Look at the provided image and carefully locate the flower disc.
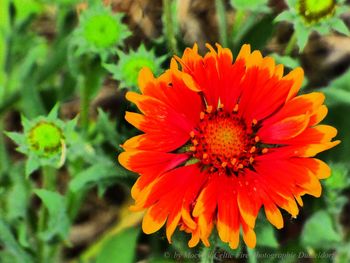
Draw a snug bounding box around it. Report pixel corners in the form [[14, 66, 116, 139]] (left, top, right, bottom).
[[298, 0, 336, 23], [28, 121, 64, 156]]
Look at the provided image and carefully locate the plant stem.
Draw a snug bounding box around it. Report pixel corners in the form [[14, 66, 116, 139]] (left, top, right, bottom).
[[215, 0, 228, 47], [37, 166, 57, 263], [0, 0, 9, 100], [80, 60, 103, 134], [200, 245, 216, 263], [163, 0, 179, 55], [0, 118, 9, 176], [80, 75, 90, 134], [284, 31, 297, 56]]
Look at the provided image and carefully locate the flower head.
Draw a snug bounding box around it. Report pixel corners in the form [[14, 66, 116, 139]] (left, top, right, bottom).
[[297, 0, 336, 24], [275, 0, 349, 50], [72, 3, 130, 59], [118, 44, 340, 249], [6, 105, 76, 177], [104, 44, 166, 89], [27, 121, 64, 157]]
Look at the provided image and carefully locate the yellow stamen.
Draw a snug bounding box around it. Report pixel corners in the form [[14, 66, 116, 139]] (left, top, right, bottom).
[[206, 105, 213, 113]]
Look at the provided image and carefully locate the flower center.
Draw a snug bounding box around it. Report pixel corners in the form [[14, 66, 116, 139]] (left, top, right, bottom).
[[189, 105, 266, 175], [83, 14, 120, 48], [298, 0, 336, 23], [27, 121, 64, 156]]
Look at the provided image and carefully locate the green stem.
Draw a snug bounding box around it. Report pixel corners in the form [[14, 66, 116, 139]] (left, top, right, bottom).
[[80, 75, 90, 134], [200, 245, 216, 263], [79, 59, 104, 134], [0, 118, 10, 176], [163, 0, 179, 55], [247, 247, 257, 263], [0, 0, 10, 100], [37, 166, 57, 263], [215, 0, 228, 47], [66, 159, 85, 221], [284, 31, 297, 56]]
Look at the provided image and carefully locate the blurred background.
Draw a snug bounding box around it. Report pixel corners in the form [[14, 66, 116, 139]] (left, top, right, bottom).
[[1, 0, 350, 262]]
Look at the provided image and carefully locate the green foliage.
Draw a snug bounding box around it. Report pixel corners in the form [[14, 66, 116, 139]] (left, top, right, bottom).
[[6, 105, 78, 176], [0, 219, 33, 263], [301, 210, 341, 248], [69, 160, 128, 193], [323, 68, 350, 106], [275, 0, 350, 50], [256, 224, 279, 248], [34, 189, 70, 241], [96, 227, 139, 263], [323, 69, 350, 164], [230, 0, 270, 12], [104, 44, 166, 89], [71, 2, 131, 61]]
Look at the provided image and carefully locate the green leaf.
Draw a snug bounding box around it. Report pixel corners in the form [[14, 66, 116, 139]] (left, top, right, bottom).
[[69, 161, 128, 193], [34, 189, 70, 241], [321, 70, 350, 106], [269, 53, 300, 69], [239, 15, 276, 51], [274, 10, 294, 23], [325, 163, 349, 190], [12, 0, 42, 25], [230, 0, 269, 12], [17, 221, 30, 248], [256, 223, 279, 248], [323, 87, 350, 106], [301, 210, 341, 249], [6, 164, 30, 220], [47, 103, 60, 119], [5, 132, 25, 146], [331, 19, 350, 36], [25, 154, 40, 178], [0, 219, 32, 263], [294, 21, 309, 51], [96, 227, 139, 263], [95, 108, 119, 147]]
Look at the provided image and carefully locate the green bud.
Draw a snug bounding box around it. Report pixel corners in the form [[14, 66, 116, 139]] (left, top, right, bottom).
[[298, 0, 336, 24], [72, 3, 131, 59], [104, 44, 166, 89], [27, 121, 64, 157]]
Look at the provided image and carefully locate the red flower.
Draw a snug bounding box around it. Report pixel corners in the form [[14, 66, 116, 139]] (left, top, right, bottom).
[[118, 44, 340, 248]]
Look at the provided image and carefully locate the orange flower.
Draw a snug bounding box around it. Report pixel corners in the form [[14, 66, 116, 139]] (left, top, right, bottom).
[[118, 44, 340, 249]]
